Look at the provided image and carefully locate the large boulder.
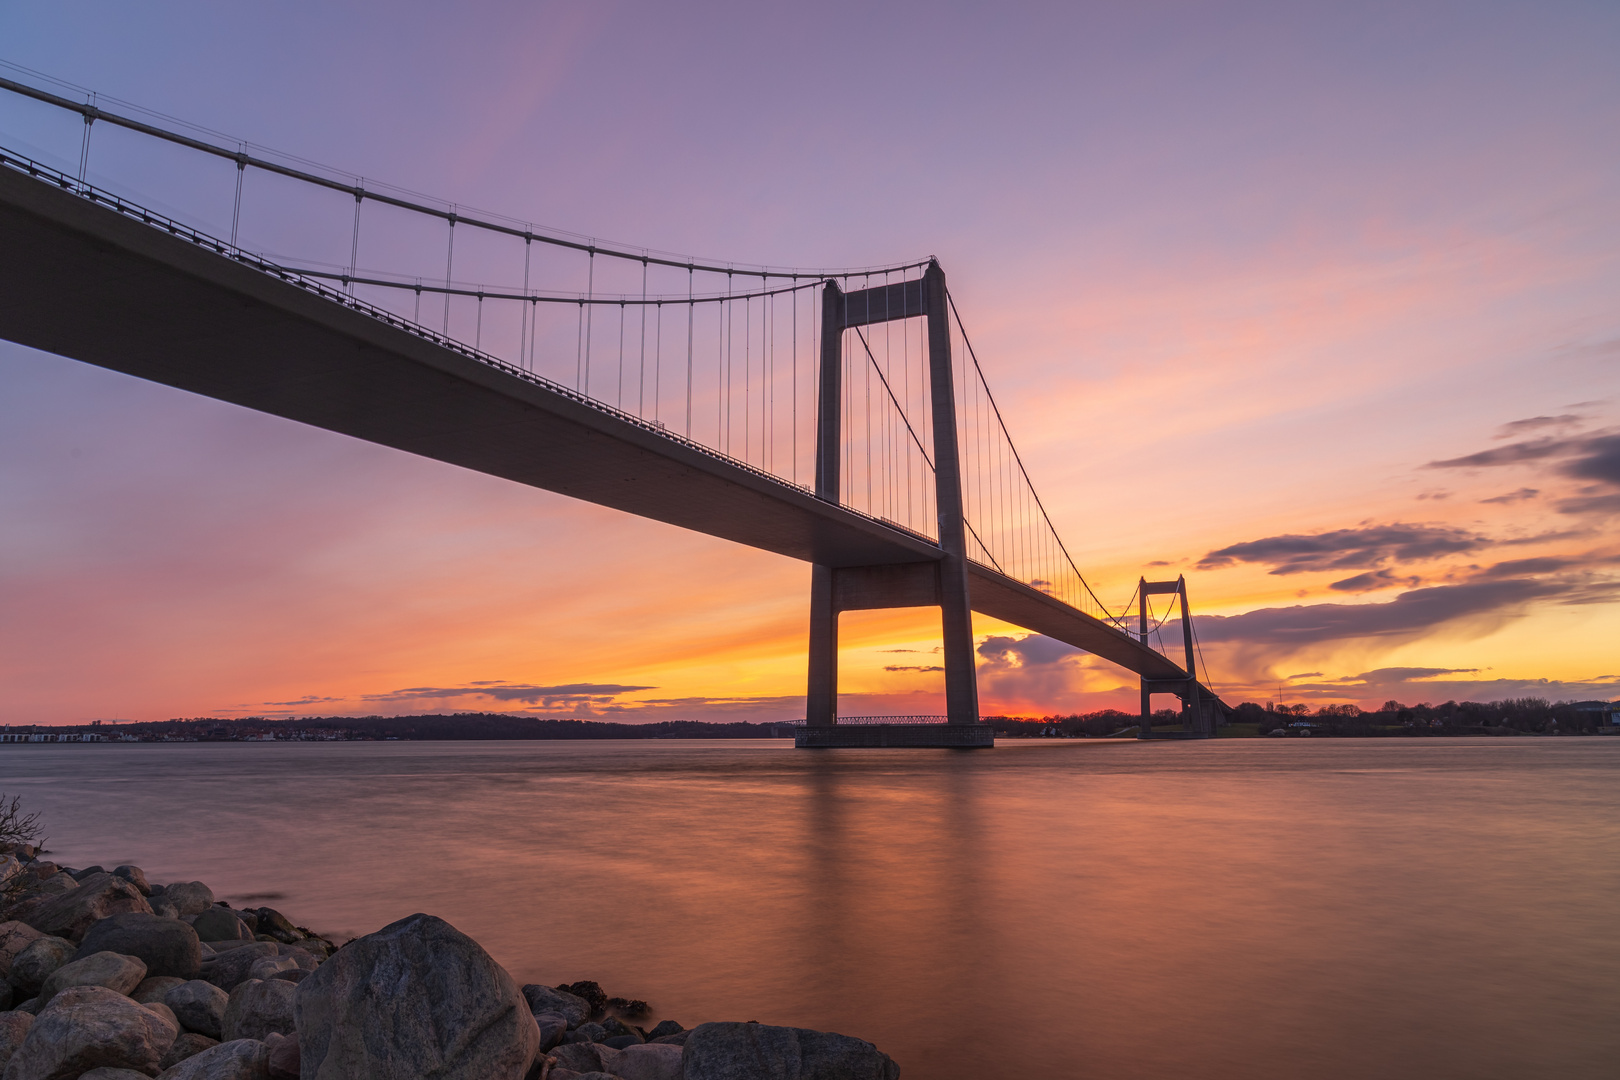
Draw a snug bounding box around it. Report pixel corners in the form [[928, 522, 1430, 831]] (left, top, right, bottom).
[[153, 1038, 268, 1080], [222, 980, 294, 1043], [521, 984, 591, 1028], [164, 981, 230, 1040], [190, 910, 246, 945], [0, 859, 23, 894], [681, 1022, 901, 1080], [19, 875, 151, 943], [0, 1012, 31, 1072], [200, 945, 277, 993], [161, 885, 214, 920], [0, 925, 44, 982], [76, 914, 202, 980], [158, 1033, 219, 1071], [0, 984, 178, 1080], [38, 952, 147, 1005], [6, 938, 76, 998], [611, 1043, 683, 1080], [293, 913, 538, 1080]]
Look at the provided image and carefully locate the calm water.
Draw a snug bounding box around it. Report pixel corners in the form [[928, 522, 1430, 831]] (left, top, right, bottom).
[[4, 738, 1617, 1078]]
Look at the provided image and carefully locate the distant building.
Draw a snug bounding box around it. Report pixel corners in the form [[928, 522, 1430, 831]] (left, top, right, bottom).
[[1571, 701, 1618, 725]]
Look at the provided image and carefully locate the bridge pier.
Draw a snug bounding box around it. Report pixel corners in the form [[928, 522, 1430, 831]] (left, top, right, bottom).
[[1136, 576, 1217, 740], [800, 265, 988, 748]]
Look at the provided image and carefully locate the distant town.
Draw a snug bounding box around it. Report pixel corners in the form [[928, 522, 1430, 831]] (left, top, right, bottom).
[[1, 698, 1615, 743]]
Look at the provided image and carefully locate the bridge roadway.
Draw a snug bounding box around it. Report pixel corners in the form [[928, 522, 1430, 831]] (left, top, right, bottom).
[[0, 160, 1196, 687]]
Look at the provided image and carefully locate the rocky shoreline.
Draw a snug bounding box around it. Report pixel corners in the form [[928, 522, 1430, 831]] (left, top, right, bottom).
[[0, 846, 899, 1079]]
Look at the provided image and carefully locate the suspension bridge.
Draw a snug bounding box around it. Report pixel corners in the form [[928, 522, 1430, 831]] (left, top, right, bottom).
[[0, 72, 1226, 747]]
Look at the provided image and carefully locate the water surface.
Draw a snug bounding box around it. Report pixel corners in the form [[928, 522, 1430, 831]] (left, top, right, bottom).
[[5, 738, 1617, 1078]]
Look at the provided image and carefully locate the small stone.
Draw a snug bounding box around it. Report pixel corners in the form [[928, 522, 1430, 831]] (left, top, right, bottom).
[[681, 1022, 901, 1080], [20, 874, 152, 942], [200, 943, 277, 992], [0, 922, 45, 982], [6, 936, 76, 997], [646, 1020, 683, 1041], [165, 980, 230, 1039], [610, 1042, 683, 1080], [39, 950, 148, 1004], [111, 867, 151, 897], [70, 866, 108, 881], [293, 913, 537, 1080], [158, 1032, 220, 1071], [598, 1016, 642, 1044], [556, 980, 607, 1016], [0, 1011, 33, 1071], [151, 900, 181, 921], [222, 979, 295, 1042], [76, 913, 202, 980], [133, 976, 187, 1004], [547, 1041, 620, 1075], [2, 984, 178, 1079], [246, 958, 296, 983], [264, 1032, 298, 1080], [191, 909, 248, 944], [152, 1037, 269, 1080], [521, 984, 591, 1028], [606, 996, 651, 1019], [575, 1022, 606, 1043], [532, 1012, 568, 1053], [249, 910, 300, 946], [162, 884, 215, 920]]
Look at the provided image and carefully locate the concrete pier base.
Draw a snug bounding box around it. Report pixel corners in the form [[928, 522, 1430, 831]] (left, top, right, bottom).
[[795, 724, 995, 748]]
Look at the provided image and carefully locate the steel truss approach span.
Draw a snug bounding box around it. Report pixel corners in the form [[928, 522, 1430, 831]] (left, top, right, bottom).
[[0, 78, 1226, 746]]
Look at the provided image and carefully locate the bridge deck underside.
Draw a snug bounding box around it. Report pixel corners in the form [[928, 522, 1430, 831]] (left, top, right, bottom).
[[0, 166, 1194, 687]]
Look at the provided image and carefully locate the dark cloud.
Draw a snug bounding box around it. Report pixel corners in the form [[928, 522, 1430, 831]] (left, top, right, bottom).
[[1564, 434, 1620, 485], [1334, 667, 1480, 683], [1480, 487, 1539, 504], [1328, 569, 1421, 593], [977, 634, 1082, 666], [261, 695, 345, 706], [1427, 437, 1575, 469], [1429, 432, 1620, 515], [884, 664, 944, 673], [1477, 556, 1576, 578], [1198, 523, 1487, 575], [1184, 579, 1563, 646], [1280, 668, 1620, 706]]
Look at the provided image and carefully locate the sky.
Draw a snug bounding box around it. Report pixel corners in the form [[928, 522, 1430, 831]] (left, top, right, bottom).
[[2, 1, 1619, 724]]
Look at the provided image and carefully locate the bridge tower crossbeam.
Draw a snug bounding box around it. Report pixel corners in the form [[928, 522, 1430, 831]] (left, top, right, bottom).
[[1136, 576, 1217, 739]]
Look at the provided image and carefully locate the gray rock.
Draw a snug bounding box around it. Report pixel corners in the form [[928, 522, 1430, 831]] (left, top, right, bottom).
[[75, 913, 202, 980], [164, 981, 230, 1040], [681, 1022, 901, 1080], [245, 958, 296, 983], [111, 868, 150, 897], [599, 1016, 642, 1044], [162, 885, 214, 920], [133, 976, 187, 1004], [6, 937, 75, 997], [0, 986, 9, 1012], [532, 1012, 567, 1053], [0, 1012, 32, 1071], [0, 859, 23, 894], [12, 999, 41, 1017], [19, 875, 152, 943], [248, 910, 299, 946], [143, 1001, 179, 1028], [521, 983, 592, 1028], [200, 944, 277, 993], [548, 1072, 614, 1080], [151, 900, 181, 921], [158, 1033, 219, 1071], [0, 924, 44, 983], [574, 1022, 606, 1043], [263, 1033, 297, 1080], [547, 1041, 620, 1074], [69, 867, 107, 882], [77, 1069, 150, 1080], [38, 951, 147, 1005], [153, 1038, 269, 1080], [222, 980, 294, 1043], [190, 910, 247, 945], [645, 1020, 683, 1041], [267, 969, 307, 986], [1, 984, 178, 1079], [612, 1042, 683, 1080], [293, 913, 537, 1080]]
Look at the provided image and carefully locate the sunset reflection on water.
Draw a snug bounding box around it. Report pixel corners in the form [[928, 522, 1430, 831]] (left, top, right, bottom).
[[10, 738, 1618, 1078]]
